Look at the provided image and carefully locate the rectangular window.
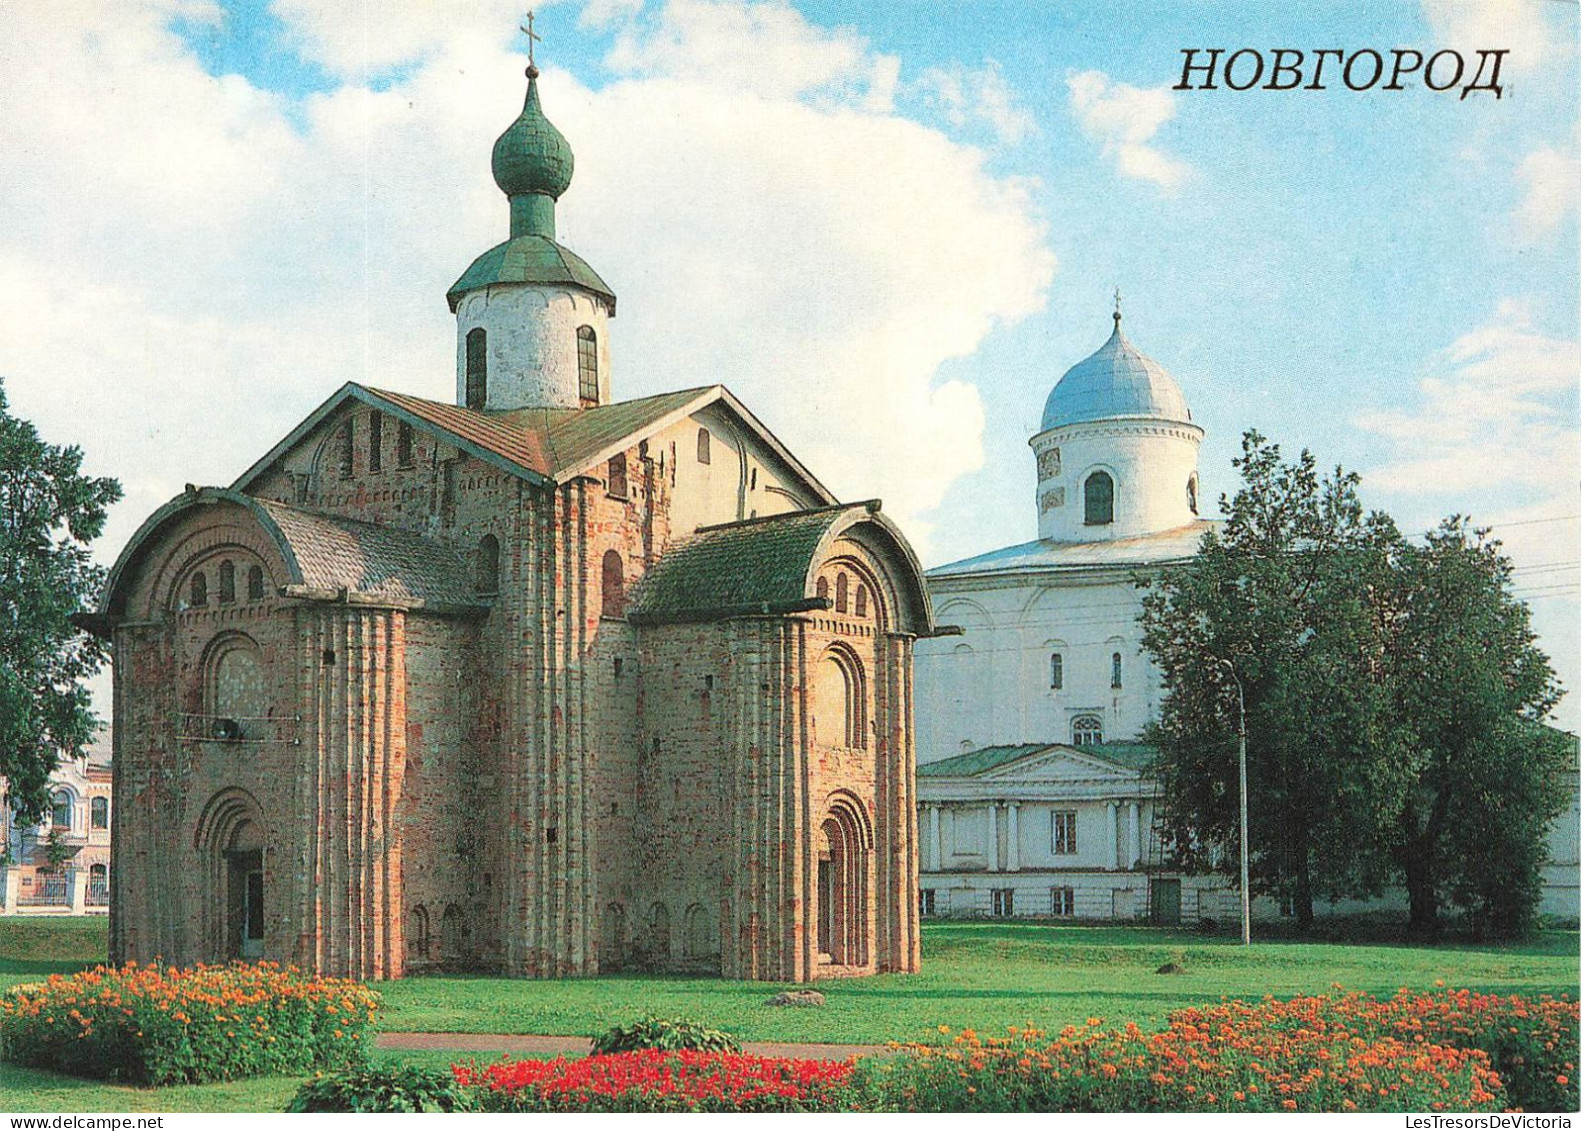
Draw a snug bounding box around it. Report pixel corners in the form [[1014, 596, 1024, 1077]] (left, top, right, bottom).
[[1052, 810, 1077, 855], [919, 889, 936, 917], [368, 411, 383, 472], [1051, 886, 1075, 917], [91, 797, 109, 830], [991, 888, 1014, 917], [397, 421, 414, 467]]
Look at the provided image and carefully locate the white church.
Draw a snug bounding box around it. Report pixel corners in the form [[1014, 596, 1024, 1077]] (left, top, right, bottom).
[[912, 306, 1580, 926]]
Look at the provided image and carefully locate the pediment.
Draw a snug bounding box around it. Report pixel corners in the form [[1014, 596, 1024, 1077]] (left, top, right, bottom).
[[977, 745, 1141, 783]]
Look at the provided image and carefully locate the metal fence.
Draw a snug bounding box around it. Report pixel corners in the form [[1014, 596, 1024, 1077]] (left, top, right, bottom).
[[17, 872, 70, 907]]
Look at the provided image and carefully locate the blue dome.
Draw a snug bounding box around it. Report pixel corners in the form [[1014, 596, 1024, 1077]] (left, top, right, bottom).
[[1040, 318, 1191, 431]]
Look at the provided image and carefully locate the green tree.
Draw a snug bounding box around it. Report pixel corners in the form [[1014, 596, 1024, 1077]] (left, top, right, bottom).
[[1385, 517, 1566, 938], [1140, 431, 1412, 927], [0, 380, 121, 825]]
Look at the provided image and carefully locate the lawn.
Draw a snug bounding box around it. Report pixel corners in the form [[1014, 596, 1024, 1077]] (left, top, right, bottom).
[[2, 916, 1577, 1112]]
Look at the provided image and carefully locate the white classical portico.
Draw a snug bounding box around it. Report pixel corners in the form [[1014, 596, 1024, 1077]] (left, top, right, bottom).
[[915, 744, 1231, 921]]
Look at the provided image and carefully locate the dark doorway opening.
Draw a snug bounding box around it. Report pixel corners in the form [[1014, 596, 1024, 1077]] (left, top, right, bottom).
[[1149, 877, 1182, 926], [228, 849, 264, 959]]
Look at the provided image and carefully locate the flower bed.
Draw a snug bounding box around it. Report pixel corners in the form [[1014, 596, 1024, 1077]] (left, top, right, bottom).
[[1338, 988, 1578, 1113], [455, 1049, 857, 1112], [863, 990, 1580, 1113], [0, 961, 379, 1086]]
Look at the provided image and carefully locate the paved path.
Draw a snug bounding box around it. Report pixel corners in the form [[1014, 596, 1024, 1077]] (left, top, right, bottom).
[[377, 1032, 889, 1061]]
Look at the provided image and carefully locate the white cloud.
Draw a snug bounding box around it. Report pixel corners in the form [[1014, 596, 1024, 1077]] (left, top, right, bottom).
[[1065, 69, 1189, 191], [914, 61, 1036, 146], [1421, 0, 1566, 73], [0, 0, 1053, 573], [603, 0, 899, 107], [1513, 142, 1579, 237], [1354, 299, 1579, 496]]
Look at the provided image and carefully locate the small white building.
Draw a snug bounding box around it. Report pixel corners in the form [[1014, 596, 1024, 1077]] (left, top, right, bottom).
[[1, 747, 113, 916]]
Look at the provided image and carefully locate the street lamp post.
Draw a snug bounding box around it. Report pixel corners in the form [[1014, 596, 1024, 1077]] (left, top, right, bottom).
[[1213, 657, 1251, 946]]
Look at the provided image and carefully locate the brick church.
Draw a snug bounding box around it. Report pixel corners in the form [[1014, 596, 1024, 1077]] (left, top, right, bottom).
[[84, 57, 934, 982]]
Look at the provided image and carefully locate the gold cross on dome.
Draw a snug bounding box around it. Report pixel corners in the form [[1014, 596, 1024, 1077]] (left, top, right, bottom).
[[521, 11, 541, 68], [1113, 287, 1123, 325]]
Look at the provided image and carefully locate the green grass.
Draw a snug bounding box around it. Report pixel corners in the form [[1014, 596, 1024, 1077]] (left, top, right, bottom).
[[2, 917, 1576, 1112], [377, 922, 1580, 1044]]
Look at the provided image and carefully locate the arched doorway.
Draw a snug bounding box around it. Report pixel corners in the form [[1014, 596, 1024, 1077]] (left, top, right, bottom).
[[816, 795, 872, 969], [193, 789, 268, 962]]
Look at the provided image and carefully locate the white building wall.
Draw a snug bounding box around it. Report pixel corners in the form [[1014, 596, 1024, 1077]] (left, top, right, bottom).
[[917, 573, 1161, 760], [655, 405, 819, 539]]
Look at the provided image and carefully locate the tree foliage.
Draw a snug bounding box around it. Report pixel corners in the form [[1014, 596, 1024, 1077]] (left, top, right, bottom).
[[0, 380, 121, 824], [1140, 431, 1565, 934], [1140, 431, 1409, 926], [1383, 517, 1568, 937]]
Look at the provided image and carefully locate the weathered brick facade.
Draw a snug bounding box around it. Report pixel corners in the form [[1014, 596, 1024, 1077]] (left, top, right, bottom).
[[87, 59, 934, 984], [92, 391, 932, 982]]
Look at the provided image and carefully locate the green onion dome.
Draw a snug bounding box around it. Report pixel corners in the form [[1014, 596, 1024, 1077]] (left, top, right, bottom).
[[491, 67, 574, 202]]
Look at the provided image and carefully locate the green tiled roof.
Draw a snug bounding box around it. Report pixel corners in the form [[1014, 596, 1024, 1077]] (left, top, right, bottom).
[[629, 504, 869, 624], [447, 234, 615, 312], [917, 744, 1052, 778], [917, 741, 1158, 778]]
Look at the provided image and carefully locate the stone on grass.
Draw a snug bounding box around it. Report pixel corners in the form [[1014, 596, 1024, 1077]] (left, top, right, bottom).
[[766, 989, 826, 1007], [1155, 961, 1185, 975]]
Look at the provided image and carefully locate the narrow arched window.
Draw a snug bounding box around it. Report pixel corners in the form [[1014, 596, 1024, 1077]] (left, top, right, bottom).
[[607, 453, 628, 498], [409, 905, 430, 959], [368, 410, 383, 472], [397, 421, 414, 467], [1187, 474, 1199, 515], [577, 325, 598, 404], [601, 550, 625, 618], [1084, 471, 1114, 525], [1050, 653, 1064, 690], [247, 565, 265, 601], [51, 791, 73, 829], [855, 585, 868, 618], [835, 573, 849, 613], [1111, 652, 1123, 689], [218, 560, 236, 604], [816, 576, 829, 602], [477, 534, 500, 594], [696, 428, 711, 465], [465, 327, 487, 410], [1072, 715, 1103, 746], [91, 797, 109, 829], [189, 572, 208, 608]]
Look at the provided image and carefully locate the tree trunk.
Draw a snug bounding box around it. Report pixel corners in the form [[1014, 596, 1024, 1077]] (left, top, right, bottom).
[[1403, 845, 1439, 938]]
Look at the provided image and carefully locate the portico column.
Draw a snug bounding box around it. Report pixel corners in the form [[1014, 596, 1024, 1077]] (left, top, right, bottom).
[[986, 803, 999, 872], [922, 805, 936, 871], [1006, 802, 1020, 872], [1106, 802, 1119, 870], [1128, 801, 1142, 869]]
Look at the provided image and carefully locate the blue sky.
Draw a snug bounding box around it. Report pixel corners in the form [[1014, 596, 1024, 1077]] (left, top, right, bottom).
[[0, 0, 1576, 724]]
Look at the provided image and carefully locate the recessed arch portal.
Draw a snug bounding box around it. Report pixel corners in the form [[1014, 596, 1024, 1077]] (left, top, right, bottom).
[[193, 788, 268, 961], [816, 792, 873, 969]]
